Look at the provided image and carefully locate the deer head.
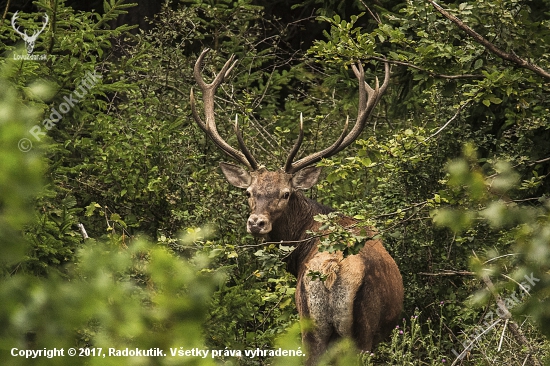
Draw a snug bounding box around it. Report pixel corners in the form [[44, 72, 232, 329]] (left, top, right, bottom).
[[190, 48, 390, 237], [11, 11, 49, 55]]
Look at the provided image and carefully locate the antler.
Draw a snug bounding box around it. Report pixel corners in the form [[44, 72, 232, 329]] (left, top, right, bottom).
[[35, 13, 49, 38], [190, 48, 259, 170], [11, 11, 49, 39], [11, 12, 26, 38], [11, 11, 49, 54], [284, 60, 390, 174]]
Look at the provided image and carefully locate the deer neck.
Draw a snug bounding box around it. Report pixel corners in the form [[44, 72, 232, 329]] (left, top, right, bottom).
[[270, 191, 333, 277], [267, 192, 311, 241]]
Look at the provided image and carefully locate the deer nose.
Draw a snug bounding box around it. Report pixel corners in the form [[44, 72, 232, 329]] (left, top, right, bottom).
[[247, 214, 270, 235]]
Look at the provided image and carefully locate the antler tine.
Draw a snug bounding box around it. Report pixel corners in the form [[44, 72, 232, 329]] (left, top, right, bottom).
[[190, 88, 243, 163], [356, 60, 390, 110], [190, 48, 258, 170], [285, 59, 389, 174], [11, 11, 27, 37], [286, 116, 349, 174], [36, 13, 49, 36], [284, 113, 305, 173], [351, 62, 368, 113], [327, 59, 390, 156], [193, 48, 238, 90], [234, 115, 259, 170]]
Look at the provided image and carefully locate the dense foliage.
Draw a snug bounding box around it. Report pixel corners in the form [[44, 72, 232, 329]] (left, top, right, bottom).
[[1, 0, 549, 364]]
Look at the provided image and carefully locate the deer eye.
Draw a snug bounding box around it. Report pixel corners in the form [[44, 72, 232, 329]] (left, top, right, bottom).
[[282, 191, 290, 199]]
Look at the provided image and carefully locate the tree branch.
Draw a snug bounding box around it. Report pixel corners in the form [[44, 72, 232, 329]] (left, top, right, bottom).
[[419, 270, 474, 276], [2, 0, 11, 20], [368, 56, 484, 80], [428, 0, 550, 81]]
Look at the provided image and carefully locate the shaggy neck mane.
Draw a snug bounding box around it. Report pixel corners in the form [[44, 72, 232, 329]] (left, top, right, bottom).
[[269, 191, 333, 276]]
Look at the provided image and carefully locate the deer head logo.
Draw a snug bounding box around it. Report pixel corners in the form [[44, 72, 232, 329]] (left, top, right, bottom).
[[11, 11, 49, 55]]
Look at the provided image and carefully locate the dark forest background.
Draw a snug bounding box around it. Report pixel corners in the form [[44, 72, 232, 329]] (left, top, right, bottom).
[[1, 0, 550, 364]]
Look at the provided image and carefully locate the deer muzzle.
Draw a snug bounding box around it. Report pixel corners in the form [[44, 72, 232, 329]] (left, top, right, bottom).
[[247, 214, 271, 236]]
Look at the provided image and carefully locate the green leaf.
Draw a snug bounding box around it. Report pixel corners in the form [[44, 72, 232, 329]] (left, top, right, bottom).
[[209, 248, 224, 258], [489, 96, 502, 104], [473, 59, 483, 70], [85, 202, 101, 217]]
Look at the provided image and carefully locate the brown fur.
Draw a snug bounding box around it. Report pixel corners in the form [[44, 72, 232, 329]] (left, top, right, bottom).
[[279, 193, 403, 365], [221, 167, 404, 365]]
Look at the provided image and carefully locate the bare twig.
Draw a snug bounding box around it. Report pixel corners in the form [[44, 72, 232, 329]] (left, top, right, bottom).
[[497, 319, 508, 352], [418, 100, 471, 146], [532, 156, 550, 164], [77, 223, 89, 240], [500, 273, 531, 295], [373, 200, 428, 218], [450, 319, 502, 366], [428, 0, 550, 81], [359, 0, 381, 25], [368, 56, 483, 80], [482, 253, 519, 264], [419, 270, 474, 276]]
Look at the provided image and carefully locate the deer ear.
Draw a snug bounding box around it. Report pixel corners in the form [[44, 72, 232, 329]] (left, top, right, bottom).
[[292, 166, 321, 190], [219, 162, 252, 188]]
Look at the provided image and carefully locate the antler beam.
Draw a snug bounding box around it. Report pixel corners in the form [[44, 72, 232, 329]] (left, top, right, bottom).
[[284, 60, 390, 174], [190, 48, 259, 170]]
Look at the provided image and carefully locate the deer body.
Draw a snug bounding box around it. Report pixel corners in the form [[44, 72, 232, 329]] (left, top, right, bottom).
[[190, 48, 404, 365], [219, 164, 403, 365], [285, 201, 402, 356]]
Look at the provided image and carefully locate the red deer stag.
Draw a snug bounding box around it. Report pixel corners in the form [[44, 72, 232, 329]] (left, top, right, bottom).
[[190, 48, 404, 365]]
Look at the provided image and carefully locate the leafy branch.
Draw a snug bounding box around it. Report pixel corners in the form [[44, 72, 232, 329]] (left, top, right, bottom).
[[428, 0, 550, 81]]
